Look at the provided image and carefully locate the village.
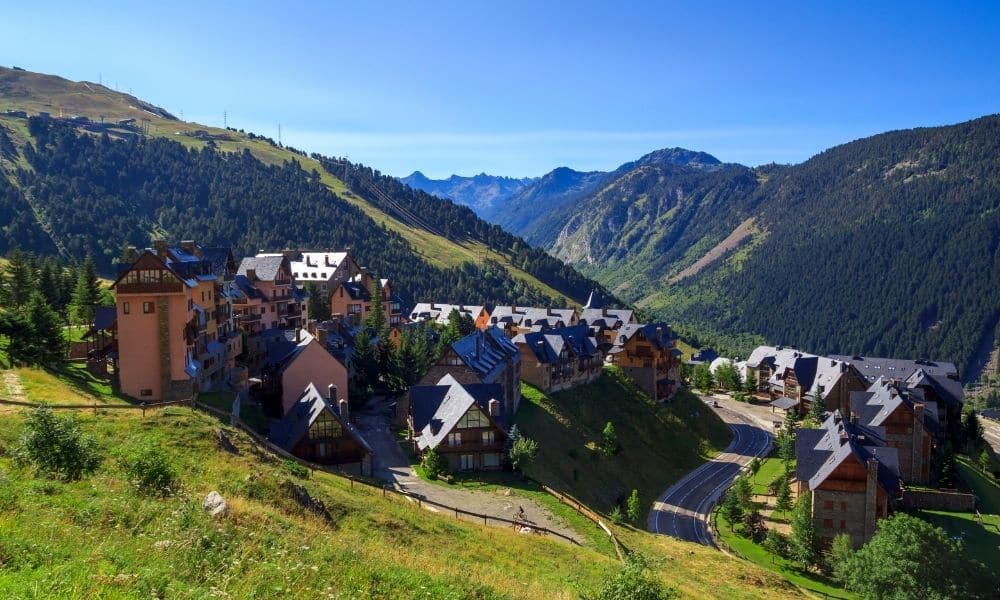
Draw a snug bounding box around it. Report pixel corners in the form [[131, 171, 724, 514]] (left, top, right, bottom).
[[78, 238, 992, 554]]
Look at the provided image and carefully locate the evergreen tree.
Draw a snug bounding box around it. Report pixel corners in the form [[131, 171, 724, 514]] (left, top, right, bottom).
[[626, 489, 642, 524], [720, 487, 742, 529], [26, 292, 65, 363], [789, 490, 818, 568], [69, 255, 102, 325], [745, 369, 758, 394], [2, 248, 35, 309], [365, 274, 386, 336], [808, 390, 827, 425], [828, 533, 854, 584], [38, 258, 62, 312], [775, 477, 793, 516], [978, 449, 993, 475], [438, 308, 465, 352], [963, 407, 983, 451], [350, 328, 377, 399], [304, 282, 331, 322], [601, 421, 620, 457], [692, 363, 714, 392]]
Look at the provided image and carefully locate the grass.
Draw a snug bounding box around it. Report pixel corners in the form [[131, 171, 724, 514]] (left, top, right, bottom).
[[0, 405, 804, 599], [749, 456, 788, 497], [515, 367, 732, 514], [198, 391, 234, 413], [916, 509, 1000, 578], [958, 456, 1000, 513], [11, 364, 130, 406], [715, 510, 853, 599]]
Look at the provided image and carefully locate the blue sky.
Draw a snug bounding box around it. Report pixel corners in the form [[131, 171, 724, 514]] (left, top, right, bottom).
[[2, 1, 998, 177]]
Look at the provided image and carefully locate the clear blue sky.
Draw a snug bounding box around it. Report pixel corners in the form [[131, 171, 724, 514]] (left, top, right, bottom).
[[2, 1, 998, 177]]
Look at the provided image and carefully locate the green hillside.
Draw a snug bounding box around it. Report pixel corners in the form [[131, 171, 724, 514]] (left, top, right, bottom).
[[0, 398, 804, 599], [536, 118, 1000, 377], [0, 66, 609, 307]]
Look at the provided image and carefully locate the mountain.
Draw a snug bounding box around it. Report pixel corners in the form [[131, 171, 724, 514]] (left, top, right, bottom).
[[399, 171, 535, 217], [0, 66, 613, 308], [536, 119, 1000, 380]]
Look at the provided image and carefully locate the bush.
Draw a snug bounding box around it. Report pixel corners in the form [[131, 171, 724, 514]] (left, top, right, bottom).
[[284, 460, 311, 479], [763, 528, 789, 558], [600, 422, 620, 457], [509, 436, 539, 473], [626, 489, 642, 524], [590, 553, 677, 600], [609, 505, 624, 525], [15, 406, 101, 481], [121, 443, 178, 495], [421, 447, 449, 480]]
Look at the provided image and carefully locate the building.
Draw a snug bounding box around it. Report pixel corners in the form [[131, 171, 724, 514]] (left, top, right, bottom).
[[260, 330, 350, 418], [409, 374, 507, 471], [329, 269, 402, 329], [112, 241, 243, 401], [514, 324, 602, 393], [796, 411, 901, 548], [579, 306, 636, 352], [829, 355, 959, 383], [746, 346, 868, 416], [285, 250, 361, 293], [850, 378, 938, 485], [409, 303, 490, 330], [609, 323, 682, 401], [488, 305, 579, 338], [270, 382, 373, 475], [81, 306, 117, 376], [417, 326, 521, 418], [235, 254, 307, 332]]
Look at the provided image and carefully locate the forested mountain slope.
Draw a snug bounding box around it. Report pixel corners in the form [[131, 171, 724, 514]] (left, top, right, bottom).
[[543, 117, 1000, 379], [0, 66, 613, 307], [399, 171, 535, 216]]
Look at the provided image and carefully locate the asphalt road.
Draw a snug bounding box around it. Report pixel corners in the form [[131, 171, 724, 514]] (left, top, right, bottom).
[[647, 401, 773, 546]]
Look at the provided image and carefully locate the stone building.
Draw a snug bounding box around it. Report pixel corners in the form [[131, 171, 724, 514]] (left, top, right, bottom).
[[513, 324, 602, 393], [608, 322, 682, 402]]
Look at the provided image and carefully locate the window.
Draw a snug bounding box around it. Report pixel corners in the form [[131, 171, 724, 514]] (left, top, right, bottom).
[[482, 431, 495, 445], [122, 302, 130, 315], [309, 413, 342, 440], [457, 408, 485, 429], [142, 302, 154, 314], [448, 432, 462, 447], [823, 519, 834, 529], [823, 500, 835, 510], [260, 307, 265, 314], [348, 304, 362, 314], [316, 443, 328, 458], [201, 291, 205, 302], [483, 453, 500, 468], [840, 501, 847, 511], [840, 520, 846, 530], [140, 389, 153, 397], [460, 454, 475, 471]]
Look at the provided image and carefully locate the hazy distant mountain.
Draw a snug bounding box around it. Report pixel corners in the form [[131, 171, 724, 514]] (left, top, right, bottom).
[[400, 171, 536, 216]]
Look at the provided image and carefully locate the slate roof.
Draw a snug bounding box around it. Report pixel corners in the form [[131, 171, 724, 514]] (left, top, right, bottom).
[[265, 331, 315, 372], [270, 383, 372, 455], [237, 255, 288, 282], [795, 411, 900, 496], [288, 251, 349, 281], [770, 397, 800, 410], [829, 355, 959, 382], [579, 308, 634, 329], [513, 324, 599, 364], [449, 326, 520, 382], [904, 368, 964, 407], [200, 247, 235, 278], [409, 303, 485, 325], [111, 249, 197, 289], [232, 275, 267, 301], [489, 305, 577, 329], [92, 306, 117, 332], [747, 346, 853, 399], [849, 378, 940, 433], [610, 322, 677, 354], [410, 374, 506, 451]]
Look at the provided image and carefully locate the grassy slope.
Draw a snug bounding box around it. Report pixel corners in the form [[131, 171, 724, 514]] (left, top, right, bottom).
[[515, 367, 731, 514], [0, 405, 803, 599], [0, 68, 573, 304]]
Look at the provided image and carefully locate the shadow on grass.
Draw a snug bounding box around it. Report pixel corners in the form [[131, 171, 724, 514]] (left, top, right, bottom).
[[46, 361, 130, 403]]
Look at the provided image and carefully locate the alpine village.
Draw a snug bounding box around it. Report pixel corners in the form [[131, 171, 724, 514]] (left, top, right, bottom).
[[1, 22, 1000, 600]]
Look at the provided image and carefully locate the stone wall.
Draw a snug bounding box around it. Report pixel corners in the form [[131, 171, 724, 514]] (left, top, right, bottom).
[[903, 489, 976, 511]]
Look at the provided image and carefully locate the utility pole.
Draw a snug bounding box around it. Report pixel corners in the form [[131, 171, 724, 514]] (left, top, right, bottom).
[[278, 123, 282, 146], [224, 110, 227, 128]]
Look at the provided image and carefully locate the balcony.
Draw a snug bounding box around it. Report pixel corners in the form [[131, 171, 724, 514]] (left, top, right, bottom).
[[116, 281, 184, 295], [274, 278, 291, 286], [240, 313, 261, 323]]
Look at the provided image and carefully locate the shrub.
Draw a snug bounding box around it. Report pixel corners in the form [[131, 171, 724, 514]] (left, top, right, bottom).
[[609, 505, 624, 525], [509, 436, 539, 473], [763, 528, 789, 558], [626, 489, 642, 524], [121, 443, 178, 495], [284, 460, 311, 479], [15, 406, 101, 481], [591, 553, 677, 600], [600, 422, 620, 457], [421, 447, 449, 480]]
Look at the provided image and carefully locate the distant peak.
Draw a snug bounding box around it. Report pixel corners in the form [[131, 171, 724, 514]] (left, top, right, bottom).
[[635, 147, 722, 169]]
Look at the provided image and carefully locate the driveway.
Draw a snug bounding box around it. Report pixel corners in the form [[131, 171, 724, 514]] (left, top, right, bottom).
[[647, 399, 772, 546], [353, 400, 583, 544]]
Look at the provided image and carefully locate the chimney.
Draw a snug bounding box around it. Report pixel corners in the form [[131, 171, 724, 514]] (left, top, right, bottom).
[[317, 327, 328, 348], [339, 398, 349, 419], [430, 302, 437, 310], [864, 457, 879, 540], [125, 245, 138, 263], [547, 307, 553, 316], [153, 239, 168, 257], [295, 328, 301, 342], [180, 240, 198, 257], [602, 307, 608, 317], [325, 254, 332, 266], [488, 398, 500, 417], [246, 268, 257, 281], [328, 384, 337, 404]]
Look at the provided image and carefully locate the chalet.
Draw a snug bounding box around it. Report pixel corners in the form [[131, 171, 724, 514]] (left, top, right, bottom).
[[513, 324, 602, 393], [488, 305, 579, 338], [409, 303, 490, 330], [850, 378, 938, 485], [746, 346, 868, 416], [609, 323, 682, 402], [330, 269, 402, 329], [796, 411, 901, 548], [270, 383, 373, 475], [579, 306, 636, 352], [417, 326, 521, 418], [112, 241, 243, 401], [285, 249, 360, 293], [236, 254, 307, 332], [409, 374, 507, 471], [261, 330, 350, 417]]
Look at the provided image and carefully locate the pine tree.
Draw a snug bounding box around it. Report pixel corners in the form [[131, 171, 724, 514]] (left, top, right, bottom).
[[2, 248, 35, 309], [720, 487, 742, 530], [365, 274, 386, 336], [626, 489, 642, 524], [26, 292, 64, 363], [38, 259, 62, 313], [438, 308, 464, 351], [809, 390, 826, 424], [601, 421, 620, 456], [304, 282, 331, 322], [70, 255, 102, 325], [789, 490, 818, 568], [775, 476, 793, 516]]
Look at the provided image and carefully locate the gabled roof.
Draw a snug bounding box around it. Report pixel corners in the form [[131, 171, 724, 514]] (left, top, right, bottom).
[[92, 306, 118, 332], [612, 322, 676, 352], [266, 331, 316, 372], [829, 354, 958, 382], [200, 246, 235, 278], [449, 326, 520, 382], [489, 305, 577, 329], [270, 383, 373, 455], [410, 374, 506, 451], [288, 251, 349, 281], [579, 308, 635, 329], [232, 274, 267, 301], [904, 368, 964, 407], [409, 303, 486, 325], [850, 378, 940, 433], [747, 346, 853, 399], [514, 324, 599, 364], [796, 411, 900, 495], [111, 249, 199, 289], [237, 255, 288, 282]]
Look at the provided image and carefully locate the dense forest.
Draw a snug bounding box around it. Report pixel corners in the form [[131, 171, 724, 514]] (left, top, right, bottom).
[[0, 118, 609, 308], [539, 116, 1000, 378]]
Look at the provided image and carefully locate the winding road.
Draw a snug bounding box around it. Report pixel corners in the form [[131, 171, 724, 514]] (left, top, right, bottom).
[[648, 400, 773, 546]]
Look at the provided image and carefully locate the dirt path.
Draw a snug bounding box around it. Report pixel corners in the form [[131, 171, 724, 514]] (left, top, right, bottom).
[[1, 370, 25, 401], [355, 404, 583, 544]]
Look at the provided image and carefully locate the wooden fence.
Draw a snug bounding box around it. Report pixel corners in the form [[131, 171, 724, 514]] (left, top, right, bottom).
[[0, 397, 189, 414], [537, 483, 625, 561]]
